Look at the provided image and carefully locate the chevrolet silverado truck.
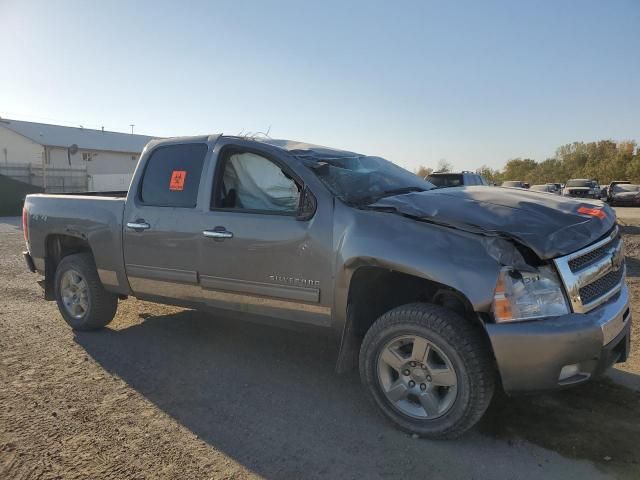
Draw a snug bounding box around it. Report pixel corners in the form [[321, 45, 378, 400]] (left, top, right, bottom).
[[563, 178, 601, 199], [22, 135, 631, 438]]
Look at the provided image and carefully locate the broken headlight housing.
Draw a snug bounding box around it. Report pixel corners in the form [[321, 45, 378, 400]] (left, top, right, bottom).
[[492, 266, 570, 322]]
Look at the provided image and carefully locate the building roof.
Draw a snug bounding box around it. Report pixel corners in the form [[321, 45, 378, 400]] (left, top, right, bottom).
[[0, 118, 157, 153]]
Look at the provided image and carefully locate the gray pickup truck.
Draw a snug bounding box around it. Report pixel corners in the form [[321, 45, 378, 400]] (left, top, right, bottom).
[[22, 134, 631, 438]]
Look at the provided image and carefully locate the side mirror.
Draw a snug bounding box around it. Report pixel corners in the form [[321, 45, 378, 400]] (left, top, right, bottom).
[[297, 186, 317, 221]]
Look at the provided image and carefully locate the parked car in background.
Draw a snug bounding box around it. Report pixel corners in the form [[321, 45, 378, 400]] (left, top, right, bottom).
[[563, 179, 600, 199], [609, 183, 640, 206], [607, 181, 631, 202], [501, 180, 527, 189], [530, 184, 560, 194], [426, 171, 489, 187]]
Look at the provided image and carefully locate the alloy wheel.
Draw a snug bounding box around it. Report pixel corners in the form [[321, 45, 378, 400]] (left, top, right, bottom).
[[377, 335, 458, 419]]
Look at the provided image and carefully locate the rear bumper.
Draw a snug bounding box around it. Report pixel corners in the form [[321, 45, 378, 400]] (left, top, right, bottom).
[[486, 283, 631, 393], [23, 251, 36, 273]]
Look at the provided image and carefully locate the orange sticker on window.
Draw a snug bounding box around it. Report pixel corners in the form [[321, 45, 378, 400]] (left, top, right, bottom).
[[169, 170, 187, 191]]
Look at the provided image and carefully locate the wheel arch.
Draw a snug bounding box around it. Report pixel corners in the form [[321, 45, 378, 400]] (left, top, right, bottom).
[[335, 265, 487, 374], [43, 234, 93, 300]]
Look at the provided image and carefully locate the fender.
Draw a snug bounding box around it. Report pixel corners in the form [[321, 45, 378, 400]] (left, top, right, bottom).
[[331, 203, 504, 372]]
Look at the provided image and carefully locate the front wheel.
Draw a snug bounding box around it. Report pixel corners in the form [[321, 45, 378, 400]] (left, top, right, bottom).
[[359, 303, 495, 439], [54, 252, 118, 331]]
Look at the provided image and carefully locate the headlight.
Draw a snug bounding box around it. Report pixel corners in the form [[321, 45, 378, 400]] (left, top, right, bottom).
[[492, 266, 570, 322]]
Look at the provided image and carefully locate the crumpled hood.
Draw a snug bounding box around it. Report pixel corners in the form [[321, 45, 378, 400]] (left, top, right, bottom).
[[371, 186, 616, 260]]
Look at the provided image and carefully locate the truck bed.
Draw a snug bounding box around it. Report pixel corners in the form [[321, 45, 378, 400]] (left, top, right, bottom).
[[23, 193, 129, 295]]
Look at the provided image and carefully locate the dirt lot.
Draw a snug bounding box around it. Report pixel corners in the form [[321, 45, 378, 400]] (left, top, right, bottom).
[[1, 216, 639, 480]]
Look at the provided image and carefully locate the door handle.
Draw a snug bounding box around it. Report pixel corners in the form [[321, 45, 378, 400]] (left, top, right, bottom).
[[203, 227, 233, 239], [126, 221, 150, 231]]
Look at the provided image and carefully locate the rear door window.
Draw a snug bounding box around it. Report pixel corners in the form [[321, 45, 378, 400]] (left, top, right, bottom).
[[140, 143, 208, 207], [427, 174, 463, 187]]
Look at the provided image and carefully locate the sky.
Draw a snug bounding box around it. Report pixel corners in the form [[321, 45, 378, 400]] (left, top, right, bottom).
[[0, 0, 638, 172]]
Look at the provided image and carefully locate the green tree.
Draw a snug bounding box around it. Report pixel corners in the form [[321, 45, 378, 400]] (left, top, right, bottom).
[[476, 165, 502, 185], [531, 158, 566, 185], [624, 143, 640, 181], [554, 140, 637, 184], [502, 158, 538, 183], [413, 140, 639, 188]]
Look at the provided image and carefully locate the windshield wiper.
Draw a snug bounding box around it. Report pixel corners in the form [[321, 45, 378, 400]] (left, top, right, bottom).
[[352, 186, 427, 206]]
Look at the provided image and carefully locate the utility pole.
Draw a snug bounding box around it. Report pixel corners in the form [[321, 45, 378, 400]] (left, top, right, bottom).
[[130, 124, 135, 134]]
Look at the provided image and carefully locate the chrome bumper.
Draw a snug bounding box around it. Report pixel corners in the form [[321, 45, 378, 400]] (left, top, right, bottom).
[[486, 284, 631, 393], [592, 283, 631, 345]]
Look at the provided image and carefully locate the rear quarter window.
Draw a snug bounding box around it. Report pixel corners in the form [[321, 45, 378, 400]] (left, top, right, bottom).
[[140, 143, 208, 207]]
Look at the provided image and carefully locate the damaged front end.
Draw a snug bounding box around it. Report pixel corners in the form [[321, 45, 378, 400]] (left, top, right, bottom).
[[366, 188, 630, 392]]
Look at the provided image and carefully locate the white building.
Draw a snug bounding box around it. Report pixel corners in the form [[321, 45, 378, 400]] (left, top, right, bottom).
[[0, 118, 157, 191]]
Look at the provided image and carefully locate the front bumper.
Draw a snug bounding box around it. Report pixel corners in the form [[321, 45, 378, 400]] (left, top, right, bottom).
[[486, 283, 631, 393]]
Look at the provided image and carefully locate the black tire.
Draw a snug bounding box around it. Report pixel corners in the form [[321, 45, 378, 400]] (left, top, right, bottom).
[[359, 303, 495, 439], [54, 252, 118, 331]]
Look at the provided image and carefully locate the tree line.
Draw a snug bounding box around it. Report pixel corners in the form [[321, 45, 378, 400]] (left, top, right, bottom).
[[416, 140, 640, 186]]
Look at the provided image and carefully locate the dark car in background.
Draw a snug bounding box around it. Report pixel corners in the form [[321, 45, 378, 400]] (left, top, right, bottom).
[[609, 183, 640, 206], [607, 181, 631, 202], [426, 171, 489, 187], [501, 180, 527, 189], [530, 184, 560, 194], [563, 179, 600, 199]]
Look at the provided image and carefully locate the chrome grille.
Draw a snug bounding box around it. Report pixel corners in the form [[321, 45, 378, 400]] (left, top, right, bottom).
[[554, 227, 625, 313], [568, 235, 621, 272], [578, 267, 624, 305], [567, 190, 590, 197]]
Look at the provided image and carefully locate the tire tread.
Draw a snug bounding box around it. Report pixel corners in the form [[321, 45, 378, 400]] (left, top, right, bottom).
[[360, 302, 495, 439], [55, 252, 118, 331]]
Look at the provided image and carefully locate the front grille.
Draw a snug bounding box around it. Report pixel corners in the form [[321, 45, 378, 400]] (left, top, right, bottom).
[[569, 235, 621, 272], [579, 267, 624, 305], [554, 226, 625, 313], [568, 190, 589, 197]]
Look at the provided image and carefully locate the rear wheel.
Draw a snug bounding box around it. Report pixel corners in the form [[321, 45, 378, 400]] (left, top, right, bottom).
[[54, 253, 118, 330], [359, 303, 495, 439]]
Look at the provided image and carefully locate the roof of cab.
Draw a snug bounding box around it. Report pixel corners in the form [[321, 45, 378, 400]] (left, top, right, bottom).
[[251, 137, 362, 158], [147, 134, 363, 159]]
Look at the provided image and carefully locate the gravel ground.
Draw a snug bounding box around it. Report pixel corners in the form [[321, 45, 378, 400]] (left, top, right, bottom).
[[1, 216, 639, 480], [614, 207, 640, 224]]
